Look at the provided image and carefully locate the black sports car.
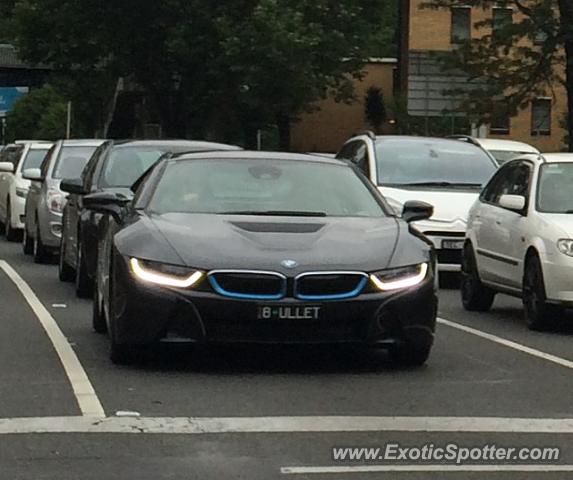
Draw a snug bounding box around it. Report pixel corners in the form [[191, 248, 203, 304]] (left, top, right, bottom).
[[59, 140, 241, 298], [86, 151, 437, 365]]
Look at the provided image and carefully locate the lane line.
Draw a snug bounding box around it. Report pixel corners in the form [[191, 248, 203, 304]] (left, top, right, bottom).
[[5, 415, 573, 435], [0, 261, 105, 418], [438, 317, 573, 371], [281, 465, 573, 475]]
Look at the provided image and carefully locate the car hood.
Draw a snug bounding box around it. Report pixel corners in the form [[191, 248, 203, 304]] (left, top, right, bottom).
[[379, 186, 481, 224], [541, 214, 573, 238], [123, 213, 405, 274]]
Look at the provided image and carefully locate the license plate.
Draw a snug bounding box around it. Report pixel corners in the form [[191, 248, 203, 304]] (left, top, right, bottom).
[[257, 305, 321, 320], [442, 240, 464, 250]]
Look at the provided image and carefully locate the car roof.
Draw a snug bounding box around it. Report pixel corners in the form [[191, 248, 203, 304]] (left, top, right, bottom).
[[110, 139, 241, 150], [28, 142, 53, 149], [476, 138, 540, 153], [60, 139, 107, 147], [372, 135, 485, 148], [541, 153, 573, 163], [171, 150, 348, 166]]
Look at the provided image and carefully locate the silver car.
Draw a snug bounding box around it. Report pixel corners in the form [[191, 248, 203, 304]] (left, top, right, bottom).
[[22, 139, 106, 262]]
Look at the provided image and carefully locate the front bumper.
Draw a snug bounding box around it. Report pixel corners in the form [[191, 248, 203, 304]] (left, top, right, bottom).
[[414, 220, 467, 272], [11, 195, 26, 230], [542, 255, 573, 305], [112, 262, 438, 348]]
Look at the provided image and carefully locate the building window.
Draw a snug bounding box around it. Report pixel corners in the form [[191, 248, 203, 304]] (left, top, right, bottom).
[[490, 102, 510, 135], [451, 7, 471, 44], [531, 99, 551, 136], [492, 7, 513, 42]]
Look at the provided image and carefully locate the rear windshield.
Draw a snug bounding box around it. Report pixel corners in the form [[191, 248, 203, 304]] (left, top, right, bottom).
[[53, 145, 98, 179], [22, 148, 50, 170], [375, 139, 497, 187]]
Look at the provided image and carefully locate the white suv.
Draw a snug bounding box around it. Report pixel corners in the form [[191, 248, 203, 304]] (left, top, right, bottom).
[[0, 142, 52, 240], [336, 134, 498, 271], [462, 153, 573, 329]]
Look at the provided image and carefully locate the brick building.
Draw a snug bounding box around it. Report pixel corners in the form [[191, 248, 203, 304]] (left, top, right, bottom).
[[290, 59, 397, 153], [398, 0, 567, 151]]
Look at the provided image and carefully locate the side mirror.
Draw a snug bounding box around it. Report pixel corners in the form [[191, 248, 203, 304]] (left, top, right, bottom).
[[83, 191, 131, 223], [60, 177, 87, 195], [0, 162, 14, 173], [402, 200, 434, 223], [22, 168, 43, 182], [499, 194, 526, 213]]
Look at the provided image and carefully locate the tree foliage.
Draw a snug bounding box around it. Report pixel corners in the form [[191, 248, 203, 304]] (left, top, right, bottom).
[[11, 0, 393, 148], [6, 85, 67, 141], [422, 0, 573, 149], [365, 86, 387, 133]]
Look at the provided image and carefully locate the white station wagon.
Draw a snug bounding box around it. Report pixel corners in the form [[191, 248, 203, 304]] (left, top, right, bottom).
[[462, 153, 573, 329]]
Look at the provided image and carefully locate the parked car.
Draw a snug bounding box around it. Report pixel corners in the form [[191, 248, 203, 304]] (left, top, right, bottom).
[[59, 139, 242, 298], [0, 141, 52, 240], [22, 139, 107, 262], [336, 134, 498, 271], [85, 151, 437, 365], [462, 153, 573, 330], [450, 135, 540, 165]]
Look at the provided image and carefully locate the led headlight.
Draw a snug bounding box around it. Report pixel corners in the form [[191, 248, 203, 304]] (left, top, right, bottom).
[[557, 239, 573, 257], [370, 263, 428, 291], [130, 258, 204, 288]]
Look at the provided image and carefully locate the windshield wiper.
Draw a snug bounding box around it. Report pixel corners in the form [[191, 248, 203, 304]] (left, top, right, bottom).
[[225, 210, 327, 217], [398, 181, 483, 188]]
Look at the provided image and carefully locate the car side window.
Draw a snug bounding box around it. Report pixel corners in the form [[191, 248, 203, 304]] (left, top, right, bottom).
[[353, 143, 370, 177], [7, 146, 24, 169], [482, 162, 532, 206], [82, 144, 107, 190]]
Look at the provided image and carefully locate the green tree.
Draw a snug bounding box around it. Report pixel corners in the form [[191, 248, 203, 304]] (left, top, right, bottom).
[[6, 85, 67, 141], [422, 0, 573, 150]]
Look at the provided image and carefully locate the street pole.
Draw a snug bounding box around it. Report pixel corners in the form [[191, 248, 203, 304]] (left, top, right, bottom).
[[66, 101, 72, 139]]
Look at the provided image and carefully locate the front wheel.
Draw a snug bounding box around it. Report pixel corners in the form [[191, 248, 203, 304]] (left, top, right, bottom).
[[33, 221, 49, 263], [75, 239, 93, 298], [461, 244, 495, 312], [58, 232, 75, 282], [523, 255, 561, 331], [390, 342, 432, 367], [5, 202, 19, 242], [22, 226, 33, 254]]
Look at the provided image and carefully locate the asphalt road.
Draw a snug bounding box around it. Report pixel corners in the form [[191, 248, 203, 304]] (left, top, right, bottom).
[[1, 239, 573, 479]]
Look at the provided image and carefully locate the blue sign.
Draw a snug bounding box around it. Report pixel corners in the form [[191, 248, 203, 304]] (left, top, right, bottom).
[[0, 87, 29, 116]]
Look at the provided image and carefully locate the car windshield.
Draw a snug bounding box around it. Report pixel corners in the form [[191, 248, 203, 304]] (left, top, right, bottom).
[[52, 145, 98, 179], [537, 163, 573, 213], [22, 148, 50, 170], [490, 150, 530, 165], [375, 139, 497, 187], [148, 159, 385, 217]]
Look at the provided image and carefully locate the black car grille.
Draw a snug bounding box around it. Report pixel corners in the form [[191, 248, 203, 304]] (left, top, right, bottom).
[[295, 273, 367, 300], [437, 249, 462, 265], [209, 271, 286, 299]]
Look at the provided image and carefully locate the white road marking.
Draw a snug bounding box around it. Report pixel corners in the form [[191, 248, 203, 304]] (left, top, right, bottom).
[[0, 261, 105, 418], [4, 415, 573, 435], [438, 317, 573, 370], [281, 465, 573, 475]]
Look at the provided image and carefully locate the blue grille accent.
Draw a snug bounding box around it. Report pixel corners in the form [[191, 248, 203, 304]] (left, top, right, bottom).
[[208, 273, 286, 300]]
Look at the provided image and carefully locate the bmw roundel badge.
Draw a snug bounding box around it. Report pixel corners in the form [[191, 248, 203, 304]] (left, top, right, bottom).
[[281, 259, 298, 269]]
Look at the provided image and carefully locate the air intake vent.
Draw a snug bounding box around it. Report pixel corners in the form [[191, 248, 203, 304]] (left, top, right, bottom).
[[230, 221, 324, 234]]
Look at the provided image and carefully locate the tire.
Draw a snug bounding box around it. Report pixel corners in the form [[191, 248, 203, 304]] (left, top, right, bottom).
[[523, 255, 561, 331], [58, 231, 75, 282], [107, 260, 139, 365], [390, 342, 432, 367], [92, 276, 107, 334], [461, 243, 496, 312], [22, 226, 33, 254], [5, 201, 18, 242], [33, 221, 49, 263], [75, 237, 93, 298]]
